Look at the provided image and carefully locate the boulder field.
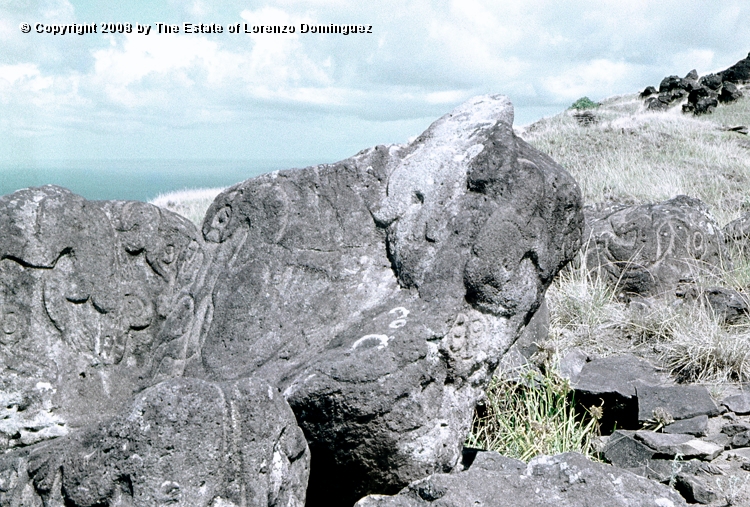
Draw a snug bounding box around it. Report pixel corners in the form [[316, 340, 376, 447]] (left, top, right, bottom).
[[0, 95, 690, 506]]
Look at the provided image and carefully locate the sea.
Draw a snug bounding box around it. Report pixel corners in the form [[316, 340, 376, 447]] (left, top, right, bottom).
[[0, 158, 320, 202]]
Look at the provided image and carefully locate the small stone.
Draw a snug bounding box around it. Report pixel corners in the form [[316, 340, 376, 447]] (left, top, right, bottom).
[[603, 430, 656, 468], [674, 474, 718, 504], [722, 393, 750, 415], [663, 415, 708, 437], [721, 422, 750, 437], [732, 430, 750, 448]]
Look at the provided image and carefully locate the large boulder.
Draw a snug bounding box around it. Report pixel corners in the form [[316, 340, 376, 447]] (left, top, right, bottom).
[[584, 196, 728, 296], [354, 451, 688, 507], [0, 377, 309, 507], [187, 95, 583, 504], [0, 186, 205, 449], [719, 52, 750, 84]]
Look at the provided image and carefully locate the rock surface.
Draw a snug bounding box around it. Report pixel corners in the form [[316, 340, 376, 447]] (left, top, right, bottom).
[[572, 354, 662, 430], [583, 196, 727, 296], [185, 94, 583, 504], [0, 377, 309, 507], [0, 186, 206, 449], [354, 451, 688, 507]]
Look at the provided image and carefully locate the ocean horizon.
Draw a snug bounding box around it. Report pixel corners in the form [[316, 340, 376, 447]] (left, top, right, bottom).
[[0, 158, 322, 202]]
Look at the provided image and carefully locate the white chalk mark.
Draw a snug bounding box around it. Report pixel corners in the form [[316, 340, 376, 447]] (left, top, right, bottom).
[[351, 334, 392, 351]]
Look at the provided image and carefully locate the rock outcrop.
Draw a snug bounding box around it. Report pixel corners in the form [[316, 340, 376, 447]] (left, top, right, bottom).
[[0, 95, 585, 506], [354, 451, 688, 507], [584, 196, 727, 296], [0, 377, 309, 507], [0, 186, 206, 449], [188, 94, 583, 505], [642, 53, 749, 115]]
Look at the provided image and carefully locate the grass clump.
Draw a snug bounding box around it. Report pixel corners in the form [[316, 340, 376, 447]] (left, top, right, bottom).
[[570, 97, 600, 110], [466, 366, 601, 462]]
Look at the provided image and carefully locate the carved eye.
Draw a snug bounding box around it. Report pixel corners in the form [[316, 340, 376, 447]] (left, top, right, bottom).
[[212, 206, 232, 230]]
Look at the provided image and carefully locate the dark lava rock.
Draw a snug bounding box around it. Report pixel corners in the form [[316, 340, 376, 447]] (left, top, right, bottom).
[[701, 287, 749, 325], [0, 377, 309, 507], [584, 196, 728, 296], [720, 52, 750, 84], [354, 451, 688, 507], [0, 186, 205, 448], [674, 474, 718, 505], [719, 82, 743, 103], [572, 354, 661, 431], [640, 86, 657, 98], [637, 384, 719, 424], [603, 430, 657, 468], [660, 75, 683, 93], [185, 95, 583, 505], [663, 415, 709, 437], [699, 73, 724, 91]]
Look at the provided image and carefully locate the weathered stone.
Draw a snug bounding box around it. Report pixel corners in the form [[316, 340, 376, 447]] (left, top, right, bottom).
[[0, 186, 205, 449], [663, 415, 709, 437], [637, 384, 719, 424], [719, 82, 743, 103], [732, 430, 750, 448], [685, 87, 719, 115], [185, 95, 583, 505], [558, 348, 589, 381], [354, 452, 688, 507], [722, 392, 750, 415], [699, 73, 723, 91], [633, 431, 723, 461], [603, 430, 657, 468], [572, 354, 661, 430], [640, 86, 657, 98], [659, 75, 683, 93], [723, 421, 750, 436], [584, 196, 728, 296], [0, 377, 309, 507], [719, 52, 750, 84], [674, 474, 718, 505], [701, 287, 749, 325]]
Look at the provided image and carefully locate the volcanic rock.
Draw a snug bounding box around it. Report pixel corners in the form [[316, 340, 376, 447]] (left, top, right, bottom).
[[188, 95, 583, 505], [0, 186, 205, 448], [0, 377, 309, 507], [583, 196, 728, 296], [354, 451, 688, 507]]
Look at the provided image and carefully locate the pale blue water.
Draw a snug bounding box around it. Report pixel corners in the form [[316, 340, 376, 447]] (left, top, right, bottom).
[[0, 159, 319, 202]]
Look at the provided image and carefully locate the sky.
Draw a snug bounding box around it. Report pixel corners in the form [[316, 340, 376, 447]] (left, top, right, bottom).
[[1, 0, 750, 168]]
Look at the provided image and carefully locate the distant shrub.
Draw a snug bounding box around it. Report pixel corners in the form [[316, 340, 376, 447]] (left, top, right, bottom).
[[570, 97, 600, 110]]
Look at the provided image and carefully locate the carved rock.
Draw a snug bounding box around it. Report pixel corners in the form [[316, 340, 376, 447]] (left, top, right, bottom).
[[187, 95, 583, 505], [584, 196, 728, 296], [0, 186, 206, 450], [0, 377, 309, 507]]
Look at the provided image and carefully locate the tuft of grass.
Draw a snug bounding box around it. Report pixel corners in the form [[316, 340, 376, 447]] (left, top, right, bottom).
[[150, 187, 224, 226], [466, 366, 601, 462], [660, 308, 750, 383], [570, 97, 600, 110]]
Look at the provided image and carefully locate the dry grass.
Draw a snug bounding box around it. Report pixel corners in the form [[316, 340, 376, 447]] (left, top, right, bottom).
[[466, 367, 601, 461], [150, 187, 225, 226]]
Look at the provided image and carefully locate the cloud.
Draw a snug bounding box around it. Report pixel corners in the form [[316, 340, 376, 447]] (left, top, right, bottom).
[[2, 0, 750, 162]]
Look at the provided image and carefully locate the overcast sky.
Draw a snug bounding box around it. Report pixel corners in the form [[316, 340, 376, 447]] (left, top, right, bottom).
[[2, 0, 749, 166]]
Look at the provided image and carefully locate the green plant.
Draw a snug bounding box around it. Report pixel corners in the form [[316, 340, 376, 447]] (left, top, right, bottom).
[[569, 97, 600, 110], [466, 366, 601, 461]]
